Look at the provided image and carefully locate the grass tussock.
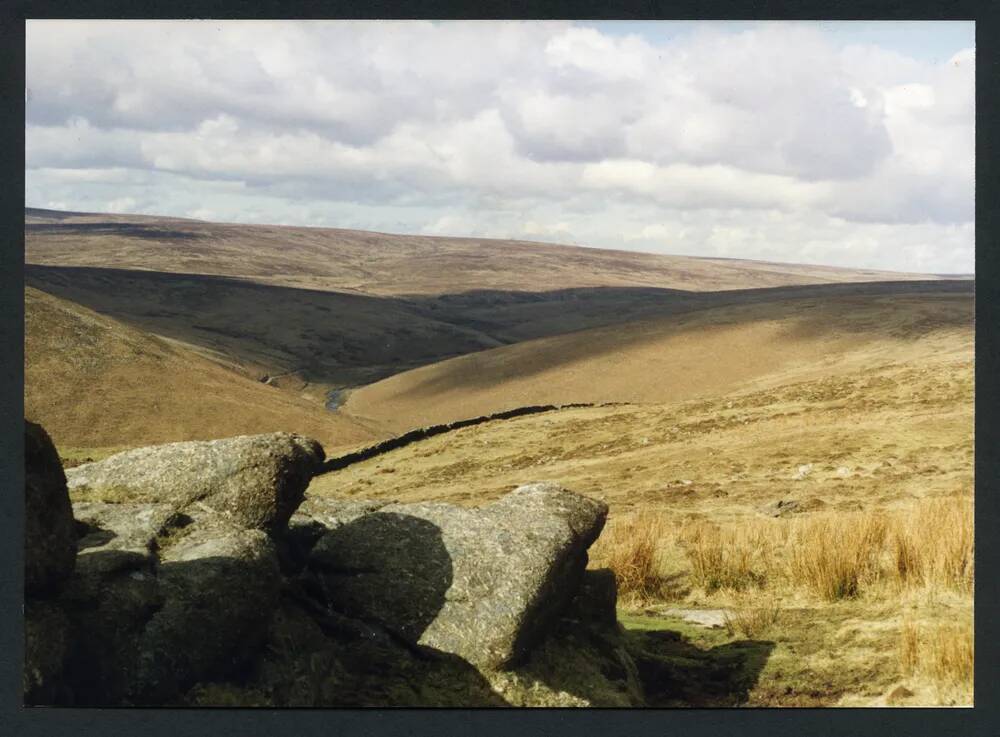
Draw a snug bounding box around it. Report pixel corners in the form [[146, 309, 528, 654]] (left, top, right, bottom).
[[681, 521, 778, 593], [593, 496, 972, 606], [787, 511, 888, 601], [890, 497, 973, 592], [723, 591, 781, 639], [592, 509, 672, 604], [897, 619, 973, 701]]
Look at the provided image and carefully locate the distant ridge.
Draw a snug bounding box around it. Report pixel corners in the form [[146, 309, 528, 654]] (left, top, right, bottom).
[[25, 207, 946, 297]]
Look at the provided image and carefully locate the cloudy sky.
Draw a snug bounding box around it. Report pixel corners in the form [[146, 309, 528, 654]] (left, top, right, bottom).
[[25, 20, 975, 273]]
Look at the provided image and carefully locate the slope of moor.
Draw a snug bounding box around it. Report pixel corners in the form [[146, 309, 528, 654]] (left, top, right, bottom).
[[25, 287, 375, 452]]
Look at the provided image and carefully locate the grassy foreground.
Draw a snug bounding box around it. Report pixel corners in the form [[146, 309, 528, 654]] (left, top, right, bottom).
[[598, 496, 973, 706]]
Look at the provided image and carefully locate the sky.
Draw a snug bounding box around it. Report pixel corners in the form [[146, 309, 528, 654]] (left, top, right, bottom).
[[25, 20, 975, 273]]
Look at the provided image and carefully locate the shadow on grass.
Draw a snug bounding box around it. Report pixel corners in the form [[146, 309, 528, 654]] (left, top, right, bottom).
[[626, 627, 775, 707]]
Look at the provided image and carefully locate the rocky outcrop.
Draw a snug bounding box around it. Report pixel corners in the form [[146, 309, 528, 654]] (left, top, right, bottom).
[[66, 433, 325, 531], [25, 424, 637, 707], [25, 421, 77, 596], [304, 482, 608, 669], [24, 421, 77, 705]]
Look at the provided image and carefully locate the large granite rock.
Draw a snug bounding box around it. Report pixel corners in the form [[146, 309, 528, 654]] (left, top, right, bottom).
[[65, 433, 325, 532], [305, 482, 608, 669], [61, 505, 282, 705], [24, 421, 77, 596], [133, 521, 281, 702]]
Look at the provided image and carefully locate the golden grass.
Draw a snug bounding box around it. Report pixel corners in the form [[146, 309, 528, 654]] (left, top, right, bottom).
[[592, 510, 671, 604], [926, 623, 974, 695], [593, 496, 972, 605], [890, 497, 974, 592], [723, 590, 781, 639], [897, 619, 973, 701], [682, 520, 776, 593], [899, 619, 920, 677], [787, 511, 888, 601]]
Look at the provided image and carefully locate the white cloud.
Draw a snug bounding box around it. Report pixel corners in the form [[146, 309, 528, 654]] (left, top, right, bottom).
[[24, 20, 974, 273]]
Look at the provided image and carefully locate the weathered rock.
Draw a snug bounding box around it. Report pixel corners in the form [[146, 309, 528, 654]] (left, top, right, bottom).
[[296, 496, 392, 529], [66, 433, 325, 531], [760, 497, 826, 518], [59, 545, 163, 705], [132, 522, 282, 703], [307, 482, 607, 669], [58, 502, 281, 705], [282, 498, 393, 574], [24, 600, 71, 705], [25, 421, 77, 596]]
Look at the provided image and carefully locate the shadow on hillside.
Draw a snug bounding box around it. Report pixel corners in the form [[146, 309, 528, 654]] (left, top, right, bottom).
[[26, 263, 974, 395]]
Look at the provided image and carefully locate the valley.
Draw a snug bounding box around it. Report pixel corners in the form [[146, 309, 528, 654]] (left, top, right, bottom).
[[23, 208, 975, 707]]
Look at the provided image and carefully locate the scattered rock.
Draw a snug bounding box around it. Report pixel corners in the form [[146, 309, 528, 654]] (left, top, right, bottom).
[[795, 463, 814, 479], [25, 421, 77, 597], [761, 499, 802, 517], [306, 482, 607, 669], [66, 433, 325, 531], [760, 497, 826, 518], [836, 466, 852, 477]]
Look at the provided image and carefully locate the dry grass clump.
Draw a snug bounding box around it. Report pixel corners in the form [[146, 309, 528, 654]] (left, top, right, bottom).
[[890, 496, 973, 592], [897, 619, 973, 702], [681, 520, 779, 593], [926, 623, 974, 694], [782, 497, 972, 601], [898, 619, 920, 676], [591, 509, 672, 603], [787, 511, 888, 601], [723, 590, 781, 639], [591, 496, 972, 610]]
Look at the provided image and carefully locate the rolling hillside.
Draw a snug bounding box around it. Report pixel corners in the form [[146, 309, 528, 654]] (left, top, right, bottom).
[[341, 288, 973, 433], [25, 287, 375, 452], [24, 208, 965, 407]]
